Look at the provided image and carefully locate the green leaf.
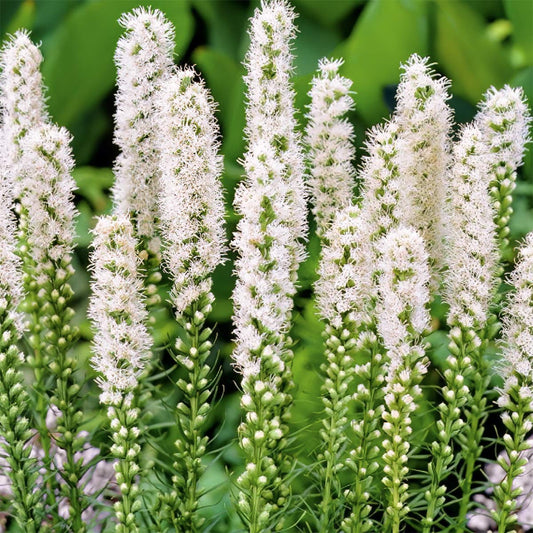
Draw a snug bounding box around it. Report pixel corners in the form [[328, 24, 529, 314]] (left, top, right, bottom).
[[511, 67, 533, 183], [41, 0, 193, 127], [338, 0, 429, 125], [193, 46, 246, 162], [434, 0, 513, 103], [72, 166, 114, 212], [504, 0, 533, 65], [4, 0, 35, 36]]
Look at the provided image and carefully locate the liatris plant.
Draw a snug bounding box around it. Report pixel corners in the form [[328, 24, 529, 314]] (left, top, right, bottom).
[[424, 124, 499, 531], [376, 226, 431, 533], [89, 214, 152, 533], [493, 233, 533, 532], [305, 57, 356, 238], [111, 7, 175, 303], [1, 3, 533, 532], [156, 66, 225, 531], [231, 1, 307, 530]]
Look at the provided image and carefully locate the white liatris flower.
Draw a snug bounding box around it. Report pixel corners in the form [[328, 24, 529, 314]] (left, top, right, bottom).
[[0, 30, 47, 196], [475, 85, 531, 250], [376, 226, 430, 531], [500, 233, 533, 399], [315, 204, 372, 329], [358, 120, 408, 247], [158, 67, 225, 317], [157, 67, 225, 530], [19, 123, 76, 266], [111, 7, 175, 255], [232, 1, 307, 530], [305, 57, 356, 236], [89, 215, 151, 406], [377, 226, 430, 360], [394, 54, 452, 285], [491, 233, 533, 530], [445, 124, 499, 332]]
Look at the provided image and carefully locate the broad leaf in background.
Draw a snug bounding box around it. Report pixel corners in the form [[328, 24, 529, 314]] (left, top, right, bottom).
[[434, 0, 513, 103], [293, 0, 364, 28], [504, 0, 533, 66], [338, 0, 428, 125], [41, 0, 193, 127]]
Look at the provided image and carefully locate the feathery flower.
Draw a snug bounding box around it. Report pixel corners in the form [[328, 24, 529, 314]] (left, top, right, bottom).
[[0, 152, 42, 531], [305, 57, 356, 236], [89, 214, 151, 533], [232, 1, 307, 530], [89, 215, 151, 405], [476, 85, 531, 252], [157, 67, 225, 531], [159, 67, 226, 317], [445, 124, 499, 332], [491, 233, 533, 530], [376, 226, 430, 532], [394, 54, 452, 285], [0, 30, 47, 197], [111, 7, 175, 255]]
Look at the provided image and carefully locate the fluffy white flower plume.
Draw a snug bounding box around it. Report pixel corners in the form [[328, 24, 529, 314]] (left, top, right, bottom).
[[358, 120, 407, 244], [158, 68, 225, 316], [445, 124, 498, 332], [394, 54, 452, 282], [305, 57, 355, 236], [111, 7, 175, 254], [89, 215, 152, 406], [232, 0, 307, 377], [499, 233, 533, 396], [0, 153, 23, 335], [476, 85, 531, 249], [315, 204, 373, 329], [0, 30, 47, 196], [19, 123, 76, 265], [376, 226, 431, 361], [477, 85, 531, 173]]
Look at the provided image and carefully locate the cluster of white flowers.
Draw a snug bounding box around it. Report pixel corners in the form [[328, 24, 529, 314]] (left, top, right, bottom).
[[19, 123, 76, 265], [305, 57, 355, 236], [394, 55, 452, 281], [315, 204, 373, 329], [377, 226, 430, 358], [499, 233, 533, 398], [158, 68, 225, 316], [89, 215, 151, 406], [111, 7, 175, 254], [232, 0, 307, 378], [445, 124, 498, 331], [0, 30, 47, 197]]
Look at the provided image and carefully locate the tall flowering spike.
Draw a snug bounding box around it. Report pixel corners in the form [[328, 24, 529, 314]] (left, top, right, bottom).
[[0, 156, 43, 531], [159, 68, 226, 317], [232, 1, 307, 530], [476, 86, 531, 252], [376, 226, 430, 532], [305, 57, 356, 237], [157, 68, 225, 530], [394, 54, 452, 286], [424, 125, 499, 531], [493, 233, 533, 530], [18, 122, 87, 530], [445, 124, 499, 332], [89, 214, 151, 533], [111, 7, 175, 256], [0, 30, 47, 195], [314, 205, 384, 531]]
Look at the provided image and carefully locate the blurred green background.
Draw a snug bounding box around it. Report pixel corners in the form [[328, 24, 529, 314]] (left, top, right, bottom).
[[1, 0, 532, 530]]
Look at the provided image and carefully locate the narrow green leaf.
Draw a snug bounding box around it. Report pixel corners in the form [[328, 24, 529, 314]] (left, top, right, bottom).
[[504, 0, 533, 65]]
